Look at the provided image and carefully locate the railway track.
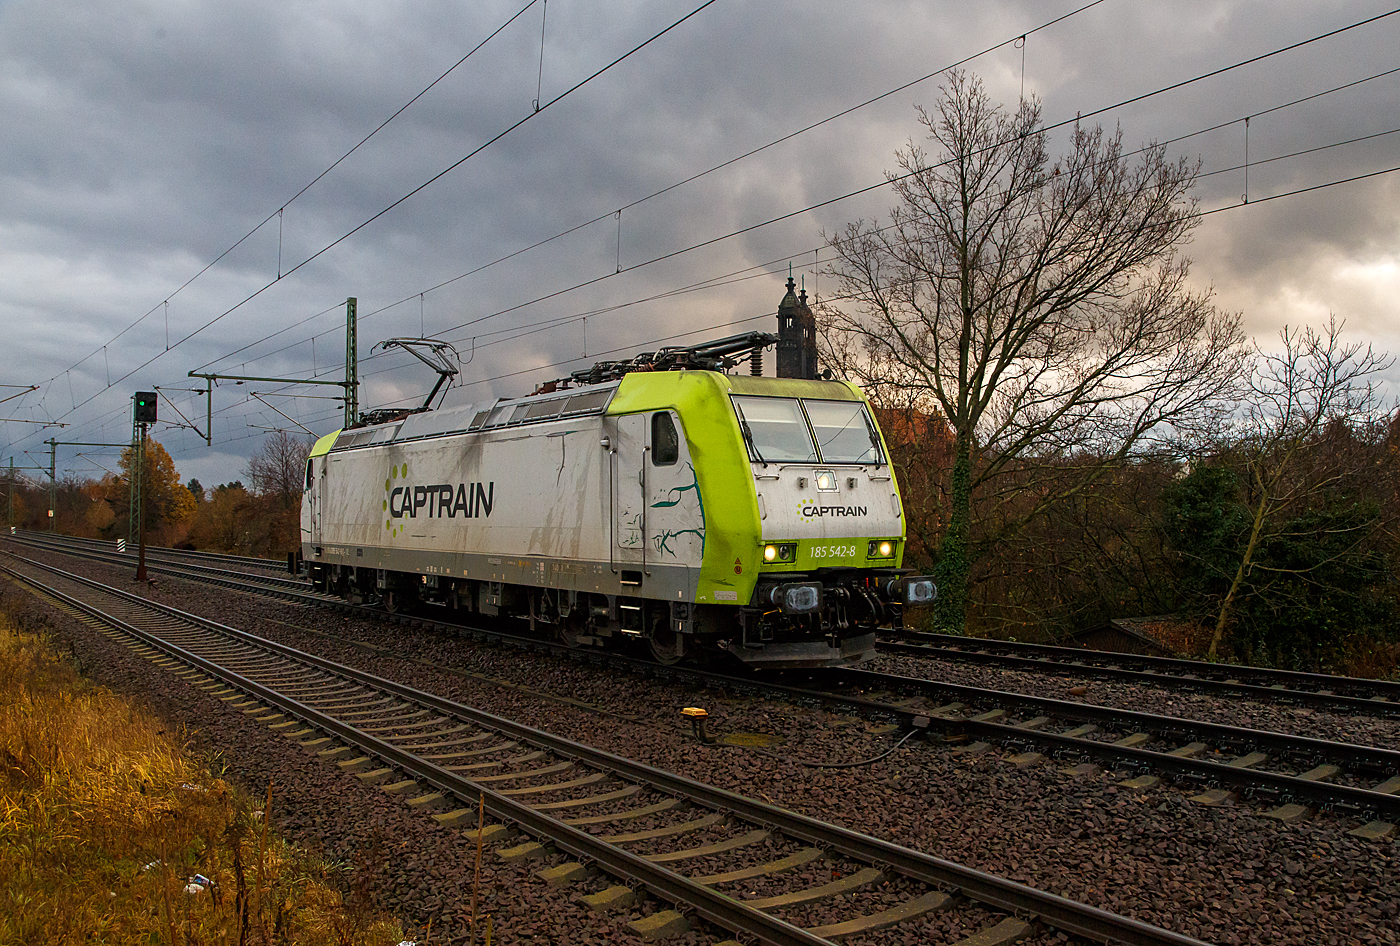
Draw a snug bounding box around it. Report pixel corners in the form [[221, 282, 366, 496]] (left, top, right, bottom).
[[19, 530, 1400, 722], [9, 533, 1400, 837], [1, 554, 1213, 946], [35, 531, 293, 574], [15, 530, 300, 581], [798, 666, 1400, 835], [876, 630, 1400, 717]]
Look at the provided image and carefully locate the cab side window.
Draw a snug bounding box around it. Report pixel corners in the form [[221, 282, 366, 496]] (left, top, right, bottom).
[[652, 412, 679, 466], [305, 459, 314, 490]]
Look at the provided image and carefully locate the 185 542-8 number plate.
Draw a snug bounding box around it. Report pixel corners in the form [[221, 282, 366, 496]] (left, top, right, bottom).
[[809, 543, 859, 560]]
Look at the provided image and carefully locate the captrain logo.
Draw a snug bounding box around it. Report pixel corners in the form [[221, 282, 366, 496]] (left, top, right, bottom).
[[383, 463, 405, 536], [797, 499, 869, 518], [383, 461, 494, 535]]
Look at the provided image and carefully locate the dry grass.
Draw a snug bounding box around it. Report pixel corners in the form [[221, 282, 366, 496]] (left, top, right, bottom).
[[0, 600, 406, 946]]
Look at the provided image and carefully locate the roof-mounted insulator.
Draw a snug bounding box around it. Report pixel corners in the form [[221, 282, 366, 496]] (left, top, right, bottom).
[[548, 332, 778, 390]]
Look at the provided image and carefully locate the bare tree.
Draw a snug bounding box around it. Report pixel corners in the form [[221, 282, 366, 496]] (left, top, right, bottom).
[[1205, 317, 1391, 658], [245, 429, 312, 510], [820, 71, 1248, 630]]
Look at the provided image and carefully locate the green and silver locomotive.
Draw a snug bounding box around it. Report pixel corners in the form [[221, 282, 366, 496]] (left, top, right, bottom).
[[301, 285, 932, 669]]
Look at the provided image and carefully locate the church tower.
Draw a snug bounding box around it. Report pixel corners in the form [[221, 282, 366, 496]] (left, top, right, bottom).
[[776, 275, 818, 379]]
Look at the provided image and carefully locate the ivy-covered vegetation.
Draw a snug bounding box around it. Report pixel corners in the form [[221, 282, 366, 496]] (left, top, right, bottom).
[[880, 404, 1400, 677]]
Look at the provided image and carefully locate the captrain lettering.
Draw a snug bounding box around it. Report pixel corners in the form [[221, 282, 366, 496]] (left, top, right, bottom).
[[389, 481, 494, 519], [799, 505, 868, 518]]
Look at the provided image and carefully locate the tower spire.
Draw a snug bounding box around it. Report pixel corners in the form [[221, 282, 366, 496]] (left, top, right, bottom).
[[776, 273, 817, 380]]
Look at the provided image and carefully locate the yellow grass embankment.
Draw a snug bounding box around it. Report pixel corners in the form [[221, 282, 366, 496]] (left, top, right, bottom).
[[0, 604, 405, 946]]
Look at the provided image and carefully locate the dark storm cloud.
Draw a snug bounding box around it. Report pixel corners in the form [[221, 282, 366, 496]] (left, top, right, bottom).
[[3, 0, 1399, 483]]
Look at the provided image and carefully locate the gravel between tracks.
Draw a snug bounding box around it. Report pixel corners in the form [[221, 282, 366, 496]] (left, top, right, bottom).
[[13, 550, 1400, 946]]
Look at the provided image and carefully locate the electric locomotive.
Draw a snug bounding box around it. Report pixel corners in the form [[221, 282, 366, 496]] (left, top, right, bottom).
[[301, 281, 933, 669]]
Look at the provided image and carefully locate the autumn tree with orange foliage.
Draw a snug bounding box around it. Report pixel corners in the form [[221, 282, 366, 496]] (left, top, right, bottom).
[[869, 402, 954, 569], [186, 482, 257, 552], [107, 437, 196, 543]]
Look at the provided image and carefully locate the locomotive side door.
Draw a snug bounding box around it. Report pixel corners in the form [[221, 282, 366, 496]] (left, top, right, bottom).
[[643, 409, 702, 580], [610, 413, 647, 572], [316, 458, 327, 547], [307, 456, 325, 549]]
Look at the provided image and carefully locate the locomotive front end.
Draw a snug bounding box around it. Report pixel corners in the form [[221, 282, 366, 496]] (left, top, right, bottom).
[[707, 376, 934, 668]]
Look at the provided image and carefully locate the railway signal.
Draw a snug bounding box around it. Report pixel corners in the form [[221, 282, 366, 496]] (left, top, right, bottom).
[[134, 391, 157, 423], [132, 391, 155, 581]]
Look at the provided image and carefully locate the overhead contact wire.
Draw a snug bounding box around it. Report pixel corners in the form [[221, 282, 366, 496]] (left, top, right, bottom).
[[52, 0, 725, 419], [17, 0, 1129, 420], [354, 0, 1113, 328], [29, 5, 1400, 448], [404, 7, 1400, 347], [51, 0, 542, 391]]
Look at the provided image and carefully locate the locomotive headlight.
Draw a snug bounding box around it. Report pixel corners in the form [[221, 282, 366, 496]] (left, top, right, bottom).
[[763, 543, 797, 563], [868, 540, 896, 558], [815, 470, 837, 492]]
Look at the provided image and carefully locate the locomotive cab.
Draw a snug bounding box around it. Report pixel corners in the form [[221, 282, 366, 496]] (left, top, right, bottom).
[[604, 370, 931, 668]]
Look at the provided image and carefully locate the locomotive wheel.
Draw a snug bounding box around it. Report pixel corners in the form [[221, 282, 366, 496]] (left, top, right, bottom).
[[648, 625, 684, 665], [555, 610, 586, 649]]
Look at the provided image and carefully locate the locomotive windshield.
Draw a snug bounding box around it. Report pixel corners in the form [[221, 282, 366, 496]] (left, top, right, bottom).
[[732, 396, 884, 465], [804, 399, 884, 464], [732, 396, 817, 462]]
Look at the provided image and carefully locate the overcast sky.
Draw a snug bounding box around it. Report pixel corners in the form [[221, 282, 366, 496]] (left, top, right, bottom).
[[3, 0, 1399, 487]]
